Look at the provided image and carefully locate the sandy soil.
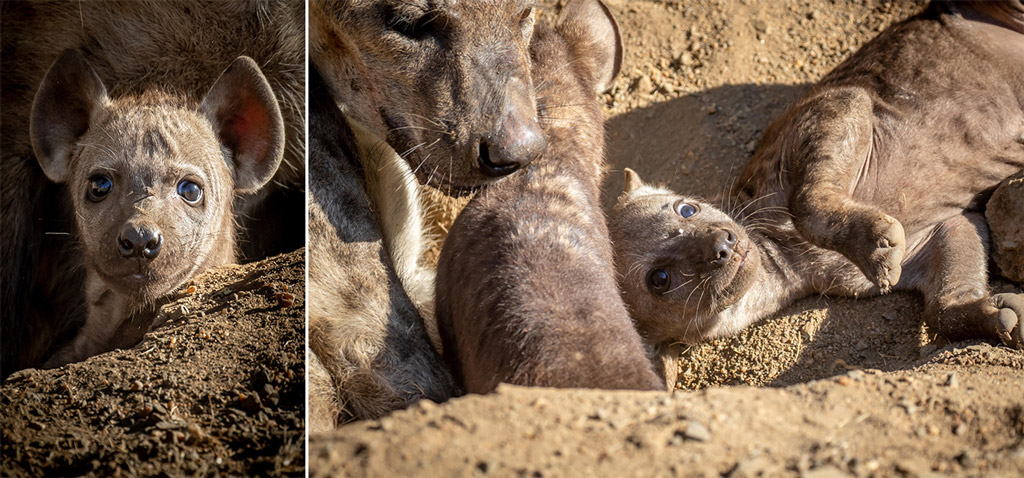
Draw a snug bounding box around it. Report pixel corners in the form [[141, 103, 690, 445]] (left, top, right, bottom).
[[1, 250, 306, 477], [312, 1, 1024, 476]]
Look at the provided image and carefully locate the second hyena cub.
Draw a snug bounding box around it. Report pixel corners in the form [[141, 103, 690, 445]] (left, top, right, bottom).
[[33, 50, 284, 367], [435, 0, 663, 393], [609, 1, 1024, 352]]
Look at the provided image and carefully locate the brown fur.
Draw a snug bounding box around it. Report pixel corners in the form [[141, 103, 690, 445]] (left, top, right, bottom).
[[33, 51, 283, 367], [988, 170, 1024, 283], [611, 1, 1024, 354], [435, 0, 663, 393], [307, 66, 458, 424], [310, 0, 546, 193], [1, 0, 304, 378], [307, 0, 573, 423]]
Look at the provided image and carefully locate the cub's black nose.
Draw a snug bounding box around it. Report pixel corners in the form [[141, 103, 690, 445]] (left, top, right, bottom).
[[710, 228, 738, 266], [118, 222, 163, 260]]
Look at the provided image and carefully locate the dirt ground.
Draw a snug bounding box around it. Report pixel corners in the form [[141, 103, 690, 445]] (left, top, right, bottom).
[[0, 249, 306, 477], [312, 1, 1024, 477]]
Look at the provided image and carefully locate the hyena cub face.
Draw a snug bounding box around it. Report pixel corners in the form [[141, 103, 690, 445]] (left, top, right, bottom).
[[610, 170, 761, 344], [63, 99, 234, 301], [312, 0, 546, 190], [31, 50, 284, 304]]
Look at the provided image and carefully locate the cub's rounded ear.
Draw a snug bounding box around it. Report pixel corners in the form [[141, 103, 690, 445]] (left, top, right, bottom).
[[200, 56, 284, 193], [623, 168, 645, 194], [31, 49, 109, 183], [557, 0, 623, 94]]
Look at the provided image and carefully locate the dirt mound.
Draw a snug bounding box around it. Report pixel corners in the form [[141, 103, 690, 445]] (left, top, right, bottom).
[[313, 344, 1024, 478], [1, 249, 305, 477]]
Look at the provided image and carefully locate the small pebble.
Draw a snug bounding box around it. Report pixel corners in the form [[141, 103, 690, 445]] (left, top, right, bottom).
[[682, 420, 711, 442], [240, 392, 262, 412], [957, 449, 978, 469], [634, 75, 653, 94], [276, 292, 295, 308]]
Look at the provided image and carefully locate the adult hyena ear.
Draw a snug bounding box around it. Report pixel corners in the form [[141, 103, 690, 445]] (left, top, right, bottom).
[[557, 0, 624, 94], [200, 56, 284, 193], [623, 168, 646, 194], [30, 49, 109, 183]]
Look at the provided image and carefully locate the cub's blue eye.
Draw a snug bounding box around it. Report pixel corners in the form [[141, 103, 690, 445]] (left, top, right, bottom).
[[177, 180, 203, 205], [648, 269, 670, 294], [88, 175, 112, 202], [675, 201, 698, 218]]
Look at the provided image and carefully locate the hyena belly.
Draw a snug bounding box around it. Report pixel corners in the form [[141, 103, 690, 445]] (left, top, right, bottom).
[[307, 67, 457, 425], [32, 51, 284, 367], [435, 1, 663, 393]]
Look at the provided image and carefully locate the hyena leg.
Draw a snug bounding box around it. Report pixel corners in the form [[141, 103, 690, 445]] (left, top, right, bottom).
[[308, 347, 340, 433], [787, 87, 905, 291], [910, 213, 1023, 348]]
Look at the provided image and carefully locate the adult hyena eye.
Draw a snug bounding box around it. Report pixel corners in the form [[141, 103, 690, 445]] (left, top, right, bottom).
[[386, 9, 436, 41], [87, 175, 113, 202], [647, 269, 671, 294], [177, 180, 203, 205], [675, 201, 699, 218]]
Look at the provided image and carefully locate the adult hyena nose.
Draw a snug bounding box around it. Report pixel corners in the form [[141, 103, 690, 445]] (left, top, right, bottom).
[[477, 99, 547, 178], [710, 227, 738, 266], [118, 222, 163, 260]]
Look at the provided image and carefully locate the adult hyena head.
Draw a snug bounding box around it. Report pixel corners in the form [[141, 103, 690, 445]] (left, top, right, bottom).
[[30, 50, 284, 303], [311, 0, 547, 192]]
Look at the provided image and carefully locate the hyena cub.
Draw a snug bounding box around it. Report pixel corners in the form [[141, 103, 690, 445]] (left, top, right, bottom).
[[33, 50, 284, 367], [435, 0, 663, 393], [610, 1, 1024, 353]]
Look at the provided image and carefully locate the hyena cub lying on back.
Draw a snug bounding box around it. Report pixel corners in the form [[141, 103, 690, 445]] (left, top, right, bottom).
[[33, 50, 284, 366], [436, 0, 663, 393], [610, 1, 1024, 352]]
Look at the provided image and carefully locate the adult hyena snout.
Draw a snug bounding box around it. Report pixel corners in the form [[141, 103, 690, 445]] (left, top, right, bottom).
[[709, 227, 739, 267], [476, 92, 547, 178], [118, 221, 163, 260]]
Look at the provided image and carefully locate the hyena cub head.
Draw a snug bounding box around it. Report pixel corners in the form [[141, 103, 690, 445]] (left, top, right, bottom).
[[609, 169, 761, 344], [30, 50, 284, 303], [312, 0, 546, 191]]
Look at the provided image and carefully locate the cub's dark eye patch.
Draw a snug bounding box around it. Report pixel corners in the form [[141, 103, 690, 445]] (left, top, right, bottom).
[[647, 268, 670, 294], [87, 175, 113, 202], [177, 179, 203, 205], [675, 200, 699, 218]]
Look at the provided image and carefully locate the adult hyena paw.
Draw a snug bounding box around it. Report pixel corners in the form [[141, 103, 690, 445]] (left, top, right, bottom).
[[990, 293, 1024, 349], [858, 214, 906, 292]]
